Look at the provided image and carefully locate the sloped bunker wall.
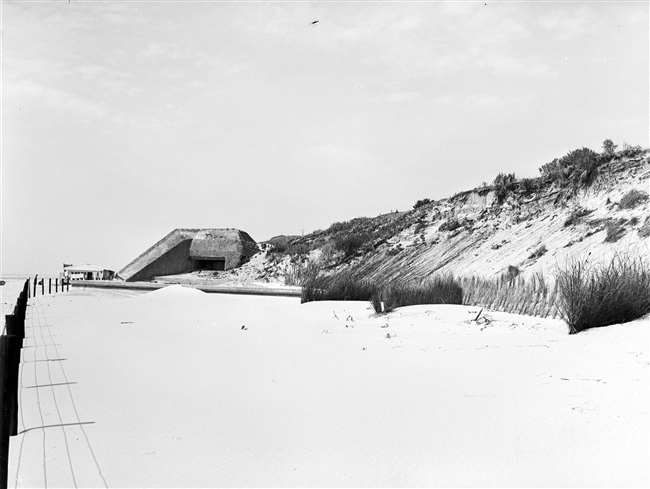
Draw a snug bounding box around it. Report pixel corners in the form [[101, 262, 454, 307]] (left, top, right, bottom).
[[127, 239, 194, 282]]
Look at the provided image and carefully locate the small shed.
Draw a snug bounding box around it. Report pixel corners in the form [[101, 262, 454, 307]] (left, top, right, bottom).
[[63, 264, 116, 281]]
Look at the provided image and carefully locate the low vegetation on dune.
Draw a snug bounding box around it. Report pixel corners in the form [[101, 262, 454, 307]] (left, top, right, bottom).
[[267, 213, 414, 271], [265, 140, 650, 334], [266, 140, 647, 274], [301, 252, 650, 334], [477, 142, 647, 209], [302, 266, 558, 318]]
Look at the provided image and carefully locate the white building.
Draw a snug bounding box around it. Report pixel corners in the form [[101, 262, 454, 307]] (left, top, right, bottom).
[[63, 264, 116, 281]]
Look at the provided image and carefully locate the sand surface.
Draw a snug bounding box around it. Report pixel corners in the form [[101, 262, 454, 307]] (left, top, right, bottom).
[[7, 285, 649, 487]]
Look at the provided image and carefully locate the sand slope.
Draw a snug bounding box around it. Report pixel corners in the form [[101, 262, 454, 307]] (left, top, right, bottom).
[[8, 287, 649, 487], [219, 155, 650, 288]]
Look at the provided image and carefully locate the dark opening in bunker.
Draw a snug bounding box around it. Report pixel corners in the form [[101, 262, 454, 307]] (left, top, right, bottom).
[[194, 258, 226, 271]]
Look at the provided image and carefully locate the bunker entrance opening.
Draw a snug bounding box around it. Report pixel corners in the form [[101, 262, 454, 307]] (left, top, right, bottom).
[[194, 258, 226, 271]]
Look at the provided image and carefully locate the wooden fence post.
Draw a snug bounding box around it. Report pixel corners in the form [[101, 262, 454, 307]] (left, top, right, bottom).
[[1, 334, 20, 485], [15, 295, 24, 324], [0, 335, 9, 489], [20, 291, 26, 319], [6, 337, 19, 439], [5, 316, 23, 351]]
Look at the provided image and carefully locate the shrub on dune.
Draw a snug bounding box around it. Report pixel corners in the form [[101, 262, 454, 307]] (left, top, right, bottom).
[[557, 255, 650, 334], [333, 232, 375, 259], [502, 265, 520, 282], [529, 244, 548, 260], [638, 216, 650, 238], [619, 189, 649, 209], [604, 219, 626, 243]]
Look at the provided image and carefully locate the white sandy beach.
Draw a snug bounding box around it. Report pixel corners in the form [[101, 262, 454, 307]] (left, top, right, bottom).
[[7, 285, 649, 487]]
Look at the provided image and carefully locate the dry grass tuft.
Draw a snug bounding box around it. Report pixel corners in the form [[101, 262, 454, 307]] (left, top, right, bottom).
[[556, 254, 650, 334]]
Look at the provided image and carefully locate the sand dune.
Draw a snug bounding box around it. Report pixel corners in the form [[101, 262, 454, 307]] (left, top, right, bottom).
[[8, 287, 649, 487]]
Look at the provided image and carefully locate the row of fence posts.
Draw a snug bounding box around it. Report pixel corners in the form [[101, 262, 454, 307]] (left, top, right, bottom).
[[0, 280, 29, 488], [27, 275, 70, 298]]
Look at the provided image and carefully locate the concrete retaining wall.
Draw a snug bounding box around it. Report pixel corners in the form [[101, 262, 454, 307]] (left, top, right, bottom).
[[71, 280, 302, 298]]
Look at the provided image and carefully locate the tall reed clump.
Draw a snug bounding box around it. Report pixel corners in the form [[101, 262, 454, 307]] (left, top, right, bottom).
[[556, 254, 650, 334], [301, 271, 377, 303], [302, 271, 463, 313]]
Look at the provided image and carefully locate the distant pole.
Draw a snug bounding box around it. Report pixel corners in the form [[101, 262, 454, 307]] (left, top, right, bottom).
[[49, 278, 52, 295], [27, 278, 30, 299], [33, 275, 38, 297], [55, 278, 58, 293], [41, 280, 44, 296]]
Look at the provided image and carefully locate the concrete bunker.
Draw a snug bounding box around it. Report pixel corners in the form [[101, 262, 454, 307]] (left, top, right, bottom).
[[119, 228, 258, 282]]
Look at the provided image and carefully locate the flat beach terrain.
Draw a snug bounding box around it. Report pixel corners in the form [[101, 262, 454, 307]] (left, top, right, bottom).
[[7, 285, 649, 487]]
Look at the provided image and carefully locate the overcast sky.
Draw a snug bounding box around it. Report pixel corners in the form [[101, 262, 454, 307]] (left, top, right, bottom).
[[1, 0, 648, 276]]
